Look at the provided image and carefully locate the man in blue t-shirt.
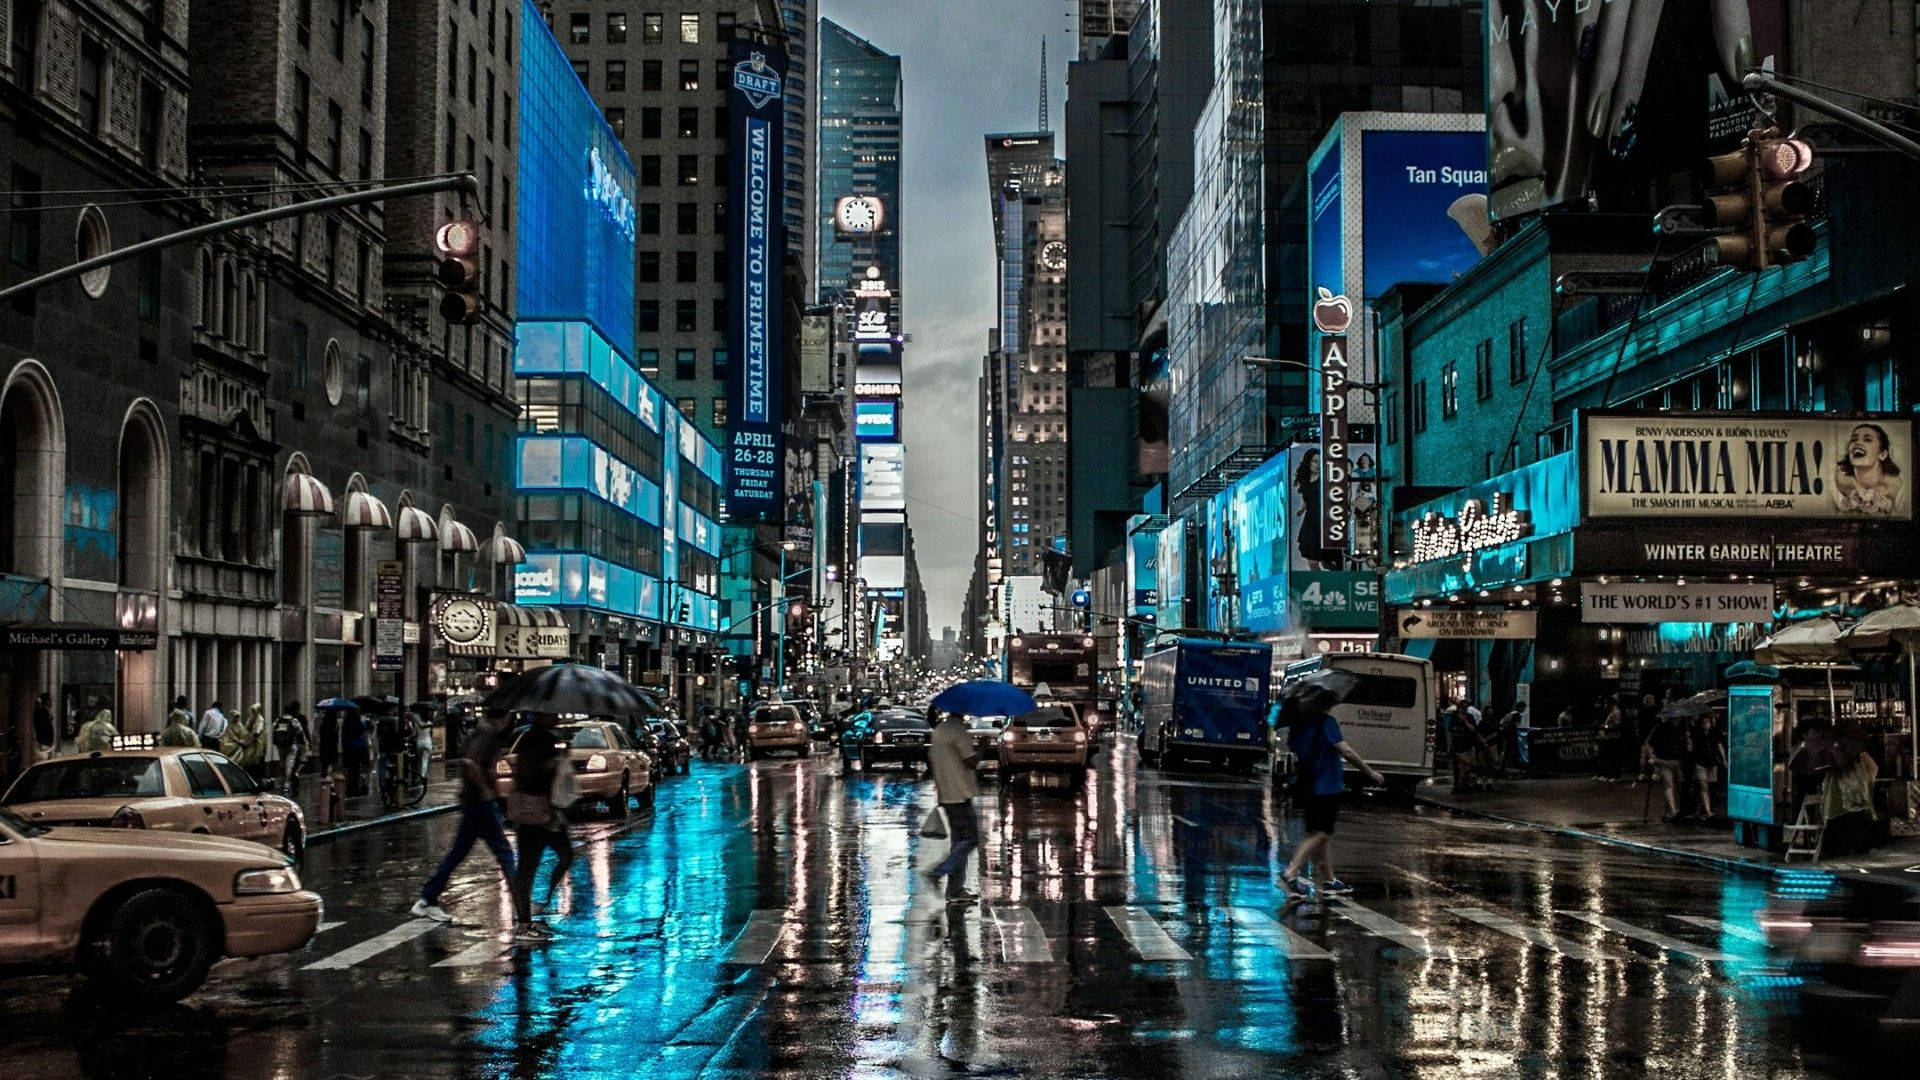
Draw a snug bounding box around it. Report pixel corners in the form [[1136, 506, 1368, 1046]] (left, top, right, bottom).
[[1280, 710, 1384, 901]]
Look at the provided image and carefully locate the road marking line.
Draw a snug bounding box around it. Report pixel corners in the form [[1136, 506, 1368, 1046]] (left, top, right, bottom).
[[315, 921, 344, 934], [303, 918, 441, 970], [1170, 815, 1200, 828], [1670, 914, 1769, 947], [990, 905, 1054, 964], [433, 936, 512, 967], [1104, 906, 1191, 962], [1449, 907, 1612, 963], [1332, 900, 1478, 959], [1559, 911, 1737, 965], [1227, 907, 1333, 962], [724, 909, 786, 965]]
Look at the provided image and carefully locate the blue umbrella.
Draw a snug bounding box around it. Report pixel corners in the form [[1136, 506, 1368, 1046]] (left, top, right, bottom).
[[316, 697, 359, 711], [931, 680, 1038, 718]]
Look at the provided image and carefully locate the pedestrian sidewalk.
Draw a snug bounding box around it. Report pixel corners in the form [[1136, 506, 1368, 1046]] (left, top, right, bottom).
[[1416, 775, 1920, 882], [289, 768, 462, 844]]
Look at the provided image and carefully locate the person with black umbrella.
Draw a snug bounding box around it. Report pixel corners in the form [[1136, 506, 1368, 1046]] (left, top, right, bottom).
[[1275, 674, 1384, 903]]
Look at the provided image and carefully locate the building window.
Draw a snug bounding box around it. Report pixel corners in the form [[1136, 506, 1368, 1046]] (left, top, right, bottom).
[[502, 93, 513, 148], [675, 349, 696, 380], [638, 300, 660, 332], [1440, 362, 1459, 419], [712, 347, 727, 379], [1474, 339, 1493, 401], [638, 348, 659, 375], [678, 107, 698, 138], [679, 12, 699, 43], [639, 203, 660, 233], [360, 20, 375, 106], [605, 59, 627, 92], [327, 0, 345, 57], [485, 70, 496, 137], [676, 398, 695, 419], [604, 107, 626, 138], [711, 398, 726, 427], [710, 297, 725, 331], [138, 246, 162, 321], [293, 70, 312, 156], [325, 100, 343, 172], [679, 59, 699, 91], [641, 106, 661, 138], [675, 250, 696, 283], [676, 202, 696, 234], [675, 299, 696, 332], [466, 45, 477, 103], [323, 218, 340, 286], [714, 200, 725, 231], [356, 353, 372, 409], [676, 155, 698, 185], [607, 12, 628, 43], [447, 21, 459, 95], [504, 8, 514, 54], [1508, 317, 1529, 384], [1410, 380, 1428, 436], [77, 37, 106, 134], [639, 250, 659, 282], [716, 11, 735, 40], [358, 128, 373, 181], [291, 321, 309, 389], [569, 12, 589, 43], [642, 59, 662, 91], [571, 58, 587, 84], [640, 155, 661, 185], [711, 250, 725, 283], [463, 412, 475, 462]]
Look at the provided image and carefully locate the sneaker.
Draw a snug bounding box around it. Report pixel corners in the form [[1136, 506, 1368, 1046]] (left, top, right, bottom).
[[513, 923, 554, 943], [1282, 874, 1315, 901], [1321, 879, 1353, 896], [410, 899, 453, 923]]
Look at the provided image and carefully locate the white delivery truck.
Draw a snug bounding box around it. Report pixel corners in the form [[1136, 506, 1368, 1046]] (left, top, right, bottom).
[[1277, 652, 1435, 791]]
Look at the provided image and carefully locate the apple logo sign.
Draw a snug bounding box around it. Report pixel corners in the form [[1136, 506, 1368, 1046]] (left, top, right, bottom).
[[1312, 287, 1352, 335]]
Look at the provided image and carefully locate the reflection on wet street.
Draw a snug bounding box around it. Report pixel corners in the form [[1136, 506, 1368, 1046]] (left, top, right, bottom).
[[0, 739, 1864, 1078]]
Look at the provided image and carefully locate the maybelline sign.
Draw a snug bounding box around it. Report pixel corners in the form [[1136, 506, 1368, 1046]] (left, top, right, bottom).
[[1585, 415, 1916, 520], [723, 43, 789, 521]]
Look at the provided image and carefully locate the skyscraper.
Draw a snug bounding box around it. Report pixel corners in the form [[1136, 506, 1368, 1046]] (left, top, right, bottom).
[[815, 19, 902, 311], [1077, 0, 1142, 59]]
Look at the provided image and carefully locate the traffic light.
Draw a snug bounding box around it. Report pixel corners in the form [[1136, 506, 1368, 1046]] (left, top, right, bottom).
[[1699, 129, 1817, 271], [435, 220, 484, 323]]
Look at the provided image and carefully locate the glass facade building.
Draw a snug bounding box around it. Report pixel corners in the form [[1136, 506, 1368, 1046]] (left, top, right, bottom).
[[514, 4, 724, 641], [815, 19, 902, 309]]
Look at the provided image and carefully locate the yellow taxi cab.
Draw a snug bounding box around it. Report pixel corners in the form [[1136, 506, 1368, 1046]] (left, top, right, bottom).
[[3, 749, 308, 863], [998, 703, 1092, 789], [746, 703, 811, 760], [0, 803, 321, 1000], [495, 719, 655, 816]]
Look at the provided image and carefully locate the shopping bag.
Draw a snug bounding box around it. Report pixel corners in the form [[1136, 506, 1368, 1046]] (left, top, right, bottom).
[[919, 806, 948, 839]]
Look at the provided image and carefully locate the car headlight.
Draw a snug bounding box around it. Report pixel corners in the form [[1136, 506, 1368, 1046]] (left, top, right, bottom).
[[1001, 731, 1017, 743], [1073, 730, 1087, 743], [235, 866, 301, 896], [748, 723, 760, 735], [873, 731, 887, 744], [585, 753, 608, 772]]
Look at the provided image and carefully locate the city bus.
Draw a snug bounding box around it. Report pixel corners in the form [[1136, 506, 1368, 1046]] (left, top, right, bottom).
[[1003, 633, 1115, 739]]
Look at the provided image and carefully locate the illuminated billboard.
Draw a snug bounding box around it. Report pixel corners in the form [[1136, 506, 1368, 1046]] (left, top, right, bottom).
[[859, 442, 905, 511], [860, 512, 906, 590], [833, 195, 887, 238], [855, 401, 899, 441], [723, 39, 789, 520]]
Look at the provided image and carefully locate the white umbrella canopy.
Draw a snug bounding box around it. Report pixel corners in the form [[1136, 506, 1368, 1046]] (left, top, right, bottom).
[[1838, 604, 1920, 651], [1755, 616, 1854, 665]]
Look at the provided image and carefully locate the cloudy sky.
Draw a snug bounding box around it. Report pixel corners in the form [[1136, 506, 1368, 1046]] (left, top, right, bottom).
[[819, 1, 1074, 634]]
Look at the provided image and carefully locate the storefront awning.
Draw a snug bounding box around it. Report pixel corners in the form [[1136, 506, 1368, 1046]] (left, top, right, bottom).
[[343, 488, 393, 530], [486, 524, 526, 565], [282, 471, 335, 515], [396, 504, 438, 543], [439, 517, 479, 553]]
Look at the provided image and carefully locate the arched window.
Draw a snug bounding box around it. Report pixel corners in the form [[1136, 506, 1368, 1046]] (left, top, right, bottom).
[[199, 249, 215, 329], [219, 260, 237, 340], [238, 273, 255, 349]]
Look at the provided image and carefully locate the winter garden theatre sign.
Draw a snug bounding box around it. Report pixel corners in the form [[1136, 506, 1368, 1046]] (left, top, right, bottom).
[[1410, 492, 1533, 563]]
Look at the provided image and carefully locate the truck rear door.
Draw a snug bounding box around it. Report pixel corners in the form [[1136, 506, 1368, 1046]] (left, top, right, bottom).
[[1328, 661, 1431, 773], [1175, 646, 1269, 748]]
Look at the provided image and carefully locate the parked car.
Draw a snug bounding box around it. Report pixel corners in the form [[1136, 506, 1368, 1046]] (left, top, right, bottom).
[[746, 704, 811, 760], [998, 704, 1092, 789], [0, 804, 320, 1000], [642, 718, 692, 776], [839, 709, 931, 774], [807, 704, 842, 744], [496, 720, 654, 817], [4, 749, 308, 863]]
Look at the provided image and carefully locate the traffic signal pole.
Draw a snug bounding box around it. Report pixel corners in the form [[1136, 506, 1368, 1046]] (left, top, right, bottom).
[[1742, 72, 1920, 163], [0, 173, 478, 303]]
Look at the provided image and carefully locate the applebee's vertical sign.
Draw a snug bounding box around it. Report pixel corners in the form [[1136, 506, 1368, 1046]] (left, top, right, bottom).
[[1314, 287, 1353, 555]]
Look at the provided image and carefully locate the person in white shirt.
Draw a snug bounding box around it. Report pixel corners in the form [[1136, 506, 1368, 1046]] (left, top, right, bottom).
[[196, 700, 230, 750]]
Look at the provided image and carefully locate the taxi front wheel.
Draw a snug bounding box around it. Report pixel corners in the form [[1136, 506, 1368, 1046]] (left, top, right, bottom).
[[88, 887, 217, 1002]]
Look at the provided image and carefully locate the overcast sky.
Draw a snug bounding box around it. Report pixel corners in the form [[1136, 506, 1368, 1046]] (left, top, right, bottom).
[[819, 0, 1073, 635]]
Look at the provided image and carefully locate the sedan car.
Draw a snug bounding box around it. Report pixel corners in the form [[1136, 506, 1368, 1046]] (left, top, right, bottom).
[[966, 715, 1007, 767], [998, 704, 1092, 789], [746, 704, 811, 760], [839, 709, 932, 774], [3, 749, 308, 863], [496, 720, 655, 816], [0, 804, 320, 1000], [643, 719, 692, 776]]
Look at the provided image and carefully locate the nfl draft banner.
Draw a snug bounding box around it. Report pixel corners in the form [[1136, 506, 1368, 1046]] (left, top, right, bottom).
[[724, 41, 788, 520], [1584, 415, 1916, 521]]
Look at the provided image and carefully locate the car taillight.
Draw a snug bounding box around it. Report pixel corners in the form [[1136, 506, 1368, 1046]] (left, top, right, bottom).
[[109, 806, 146, 829], [874, 732, 888, 744], [496, 759, 512, 776], [1860, 937, 1920, 967], [585, 754, 609, 772]]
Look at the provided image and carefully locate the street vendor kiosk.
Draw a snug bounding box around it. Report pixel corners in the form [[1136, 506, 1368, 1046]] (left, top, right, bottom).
[[1726, 670, 1856, 851]]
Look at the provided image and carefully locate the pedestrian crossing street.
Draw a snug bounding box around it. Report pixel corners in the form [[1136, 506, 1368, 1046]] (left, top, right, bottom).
[[273, 895, 1782, 980]]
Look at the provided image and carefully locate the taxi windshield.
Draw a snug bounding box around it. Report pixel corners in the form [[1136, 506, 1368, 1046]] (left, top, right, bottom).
[[4, 757, 166, 804]]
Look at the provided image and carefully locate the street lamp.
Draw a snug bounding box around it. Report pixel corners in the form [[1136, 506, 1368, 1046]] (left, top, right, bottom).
[[1241, 354, 1386, 390]]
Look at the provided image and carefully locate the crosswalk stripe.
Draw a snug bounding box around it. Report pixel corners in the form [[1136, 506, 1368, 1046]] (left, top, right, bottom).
[[1560, 911, 1737, 965], [1450, 907, 1612, 963], [303, 918, 442, 970], [724, 909, 786, 965], [433, 935, 513, 968], [1228, 907, 1333, 962], [1670, 914, 1769, 947], [1104, 906, 1192, 961], [1332, 900, 1478, 959], [991, 905, 1055, 964]]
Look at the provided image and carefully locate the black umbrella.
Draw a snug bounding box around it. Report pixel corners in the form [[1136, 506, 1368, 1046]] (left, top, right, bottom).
[[1274, 669, 1364, 726], [1658, 689, 1726, 720], [483, 663, 665, 718]]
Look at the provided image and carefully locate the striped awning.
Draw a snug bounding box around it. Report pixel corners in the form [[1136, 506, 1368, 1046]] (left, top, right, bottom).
[[396, 504, 438, 543], [342, 488, 393, 530], [486, 527, 526, 565], [282, 472, 335, 515], [497, 603, 569, 629], [439, 517, 479, 553]]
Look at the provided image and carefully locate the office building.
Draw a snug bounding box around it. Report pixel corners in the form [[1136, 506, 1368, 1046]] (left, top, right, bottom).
[[814, 18, 901, 311]]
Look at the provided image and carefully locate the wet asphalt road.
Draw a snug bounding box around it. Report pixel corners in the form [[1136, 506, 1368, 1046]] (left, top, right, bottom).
[[0, 738, 1862, 1079]]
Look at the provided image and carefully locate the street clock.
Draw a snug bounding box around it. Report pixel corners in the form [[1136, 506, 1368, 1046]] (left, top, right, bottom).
[[834, 195, 885, 236], [1041, 241, 1067, 271]]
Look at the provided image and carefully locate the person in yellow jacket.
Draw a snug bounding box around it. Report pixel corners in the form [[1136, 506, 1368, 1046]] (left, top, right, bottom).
[[222, 703, 271, 779], [159, 697, 200, 748], [74, 699, 118, 753]]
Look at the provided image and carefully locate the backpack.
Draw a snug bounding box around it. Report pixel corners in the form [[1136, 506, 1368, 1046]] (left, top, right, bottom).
[[273, 715, 300, 751]]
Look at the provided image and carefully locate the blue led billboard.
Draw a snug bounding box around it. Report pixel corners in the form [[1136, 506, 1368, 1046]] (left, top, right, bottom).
[[1229, 452, 1290, 633], [723, 40, 789, 520], [855, 401, 898, 441], [516, 435, 663, 525], [516, 0, 636, 358], [1359, 130, 1489, 299]]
